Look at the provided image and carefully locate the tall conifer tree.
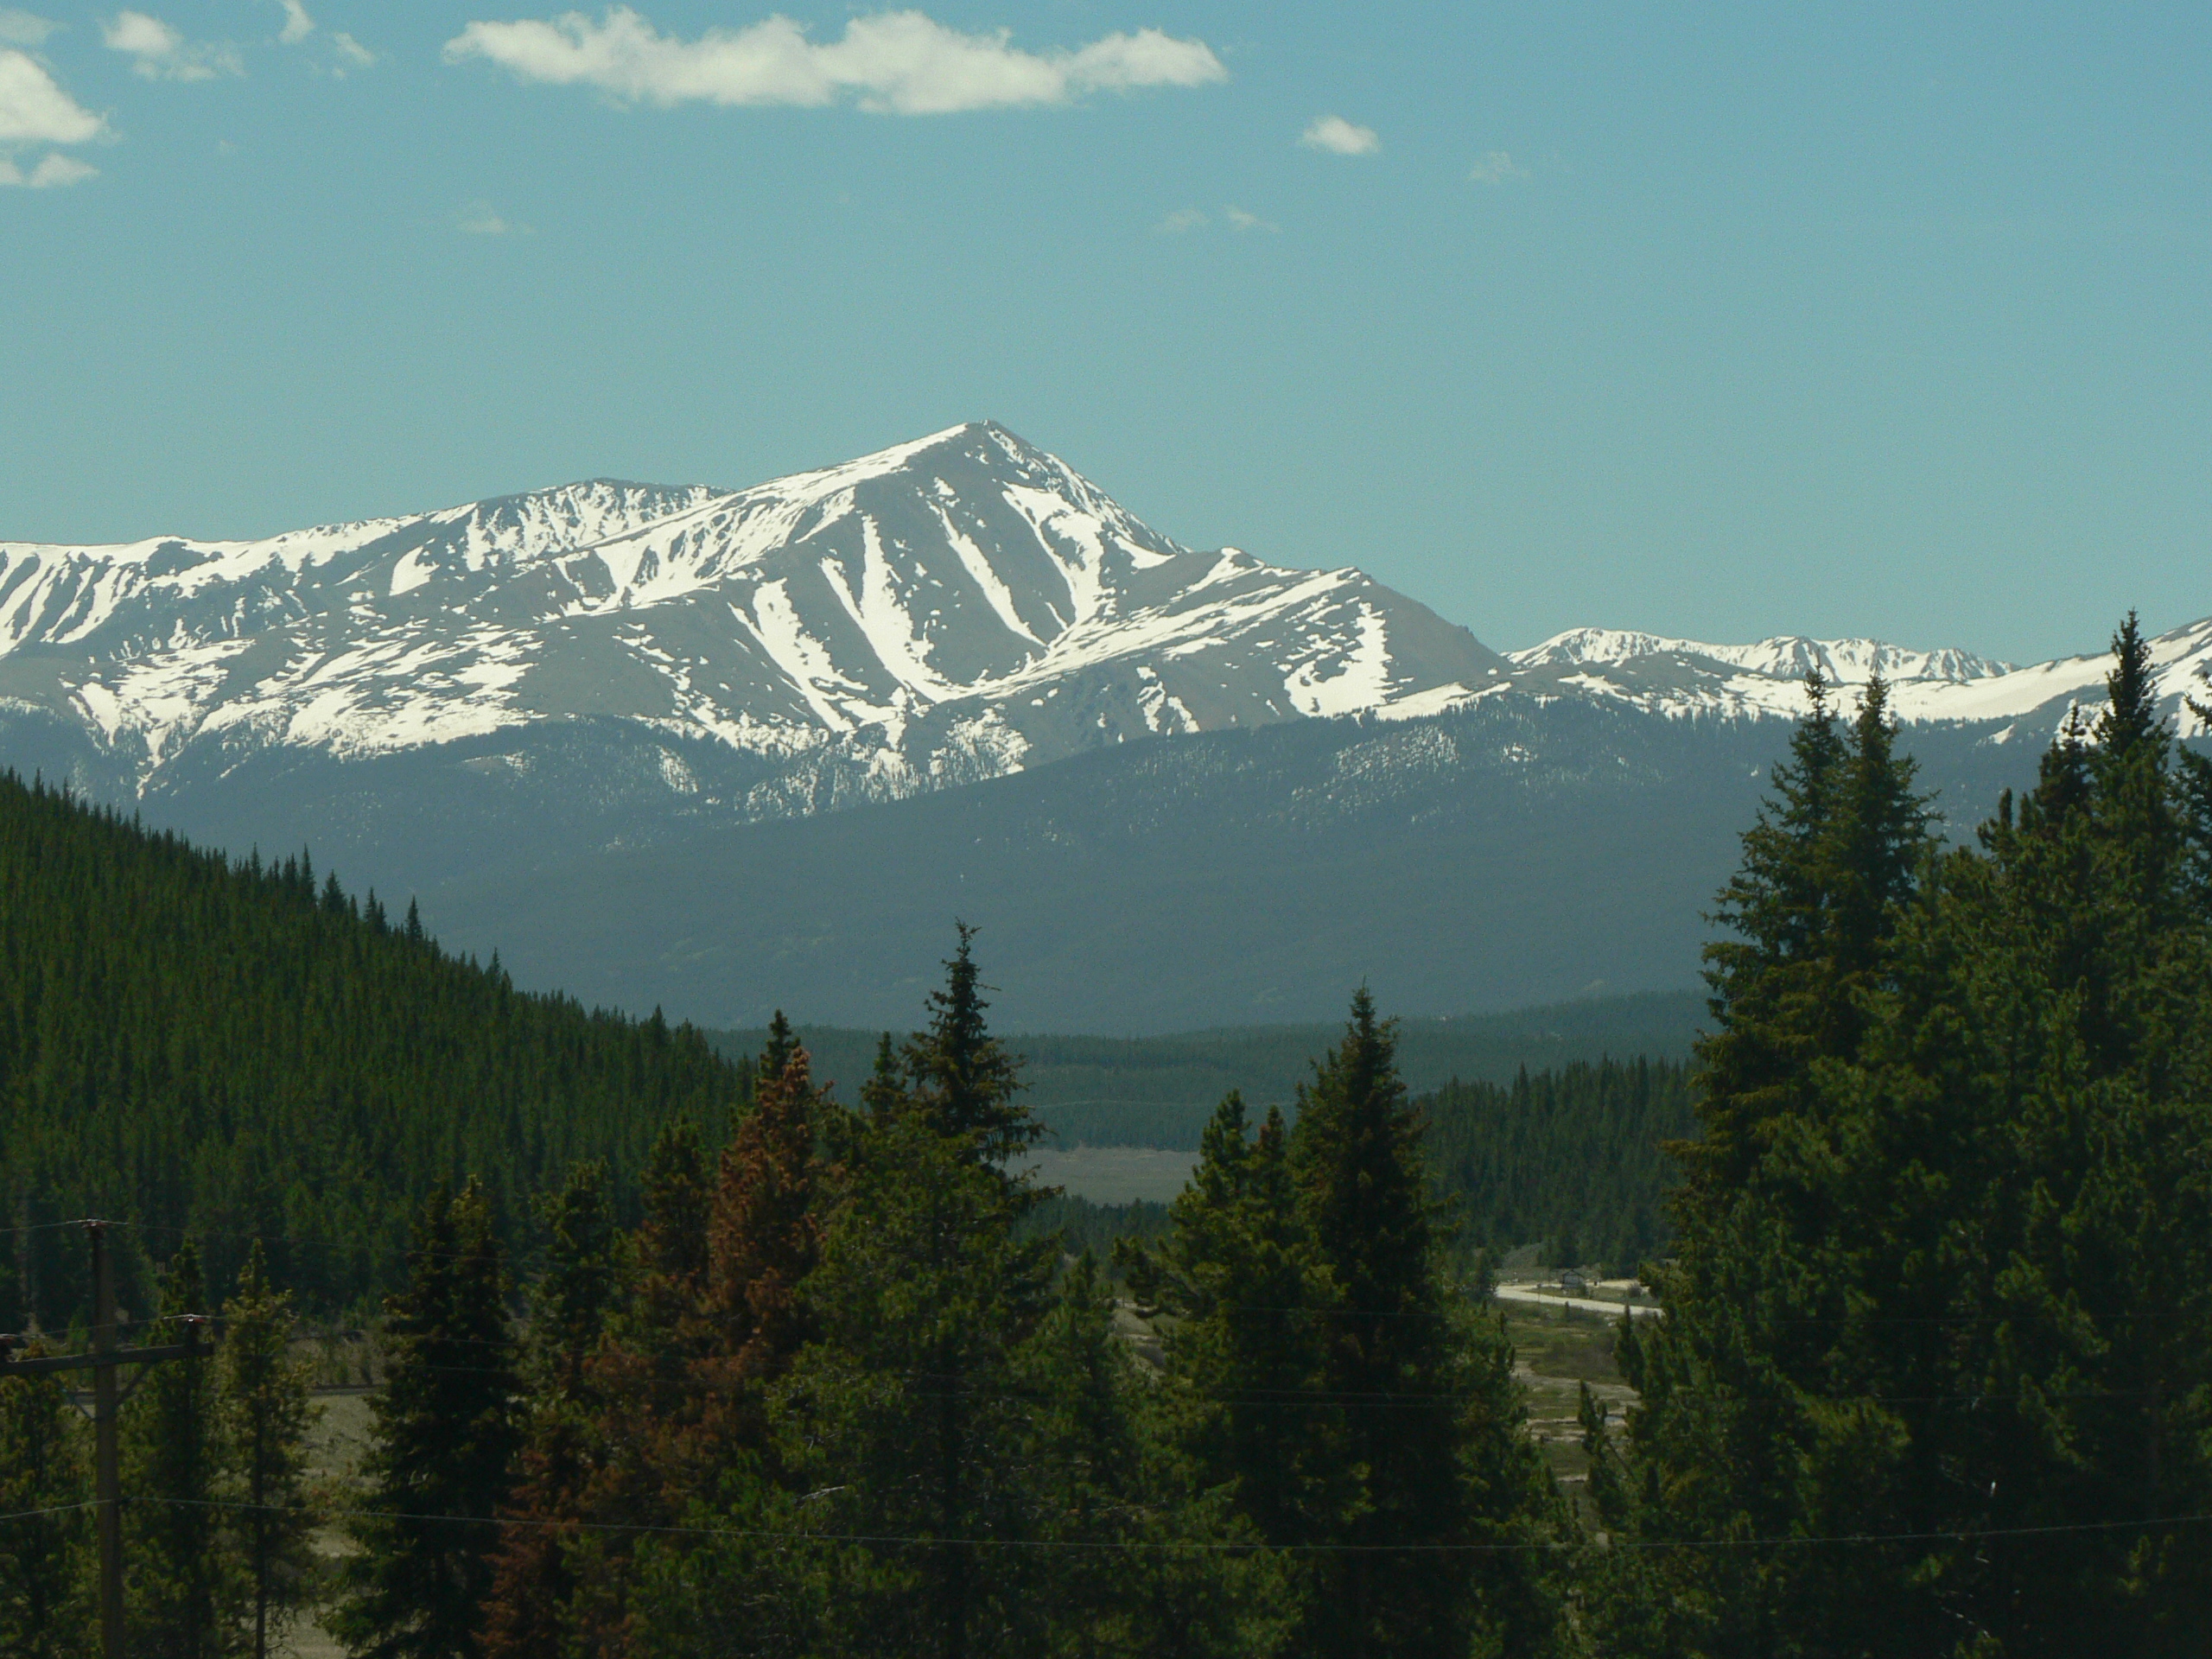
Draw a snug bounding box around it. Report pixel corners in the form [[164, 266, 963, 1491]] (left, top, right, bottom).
[[124, 1241, 232, 1659], [219, 1242, 317, 1659], [0, 1345, 93, 1659], [480, 1162, 620, 1659], [1290, 991, 1561, 1659], [332, 1180, 521, 1659]]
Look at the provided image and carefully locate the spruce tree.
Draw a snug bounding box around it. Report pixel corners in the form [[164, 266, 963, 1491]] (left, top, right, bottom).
[[331, 1180, 521, 1659], [124, 1241, 232, 1659], [0, 1345, 94, 1659], [1592, 634, 2212, 1656], [1289, 991, 1562, 1659], [900, 924, 1039, 1168], [1119, 1093, 1342, 1555], [1590, 673, 1936, 1656], [481, 1162, 620, 1659], [219, 1243, 317, 1659], [1008, 1254, 1283, 1659]]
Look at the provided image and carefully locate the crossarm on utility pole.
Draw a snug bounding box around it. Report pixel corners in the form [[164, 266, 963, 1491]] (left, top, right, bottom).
[[0, 1222, 213, 1659]]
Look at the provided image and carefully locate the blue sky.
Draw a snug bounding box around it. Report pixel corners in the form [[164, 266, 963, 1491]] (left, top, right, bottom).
[[1, 3, 2206, 664]]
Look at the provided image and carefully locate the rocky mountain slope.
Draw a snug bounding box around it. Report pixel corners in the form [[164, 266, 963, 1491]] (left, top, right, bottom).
[[1510, 620, 2212, 737], [0, 423, 1503, 823], [4, 422, 2205, 1028]]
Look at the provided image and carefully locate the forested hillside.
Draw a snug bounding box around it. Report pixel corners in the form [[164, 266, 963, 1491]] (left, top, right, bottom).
[[0, 772, 746, 1326], [712, 991, 1700, 1148], [1426, 1058, 1694, 1271]]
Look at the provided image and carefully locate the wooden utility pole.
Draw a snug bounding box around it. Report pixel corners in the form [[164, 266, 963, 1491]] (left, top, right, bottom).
[[0, 1220, 209, 1659]]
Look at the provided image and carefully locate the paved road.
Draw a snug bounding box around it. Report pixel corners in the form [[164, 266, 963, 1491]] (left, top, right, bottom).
[[1493, 1283, 1663, 1320]]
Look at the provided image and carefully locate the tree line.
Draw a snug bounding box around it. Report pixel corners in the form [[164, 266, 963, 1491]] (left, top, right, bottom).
[[3, 943, 1570, 1658], [1580, 617, 2212, 1655], [0, 771, 747, 1325]]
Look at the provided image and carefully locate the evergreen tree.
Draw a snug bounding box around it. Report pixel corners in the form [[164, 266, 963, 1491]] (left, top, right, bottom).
[[1594, 632, 2212, 1656], [1119, 1094, 1342, 1557], [331, 1180, 521, 1659], [689, 1039, 826, 1465], [900, 924, 1039, 1168], [771, 1101, 1053, 1659], [1008, 1254, 1284, 1659], [548, 1122, 719, 1659], [124, 1241, 232, 1659], [0, 1346, 93, 1659], [1288, 991, 1562, 1659], [219, 1243, 318, 1659], [481, 1162, 620, 1659], [525, 1160, 620, 1394]]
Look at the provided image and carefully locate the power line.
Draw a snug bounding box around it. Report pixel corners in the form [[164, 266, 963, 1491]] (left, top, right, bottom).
[[26, 1495, 2209, 1559]]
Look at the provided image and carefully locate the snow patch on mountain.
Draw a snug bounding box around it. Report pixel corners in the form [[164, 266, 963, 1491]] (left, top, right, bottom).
[[0, 423, 1503, 814], [1509, 620, 2212, 738]]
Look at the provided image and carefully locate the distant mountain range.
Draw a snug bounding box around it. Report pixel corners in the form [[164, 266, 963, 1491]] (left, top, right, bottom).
[[4, 423, 2202, 1030]]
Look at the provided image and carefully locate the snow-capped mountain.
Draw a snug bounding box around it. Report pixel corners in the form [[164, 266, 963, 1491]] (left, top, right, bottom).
[[1509, 620, 2212, 739], [0, 423, 1503, 816]]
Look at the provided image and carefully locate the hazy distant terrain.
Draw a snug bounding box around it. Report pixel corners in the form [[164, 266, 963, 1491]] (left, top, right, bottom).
[[8, 425, 2204, 1030]]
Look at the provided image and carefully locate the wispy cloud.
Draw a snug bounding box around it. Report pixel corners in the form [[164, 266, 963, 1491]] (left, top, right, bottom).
[[275, 0, 312, 45], [455, 199, 531, 235], [1300, 114, 1377, 156], [443, 7, 1228, 116], [0, 47, 105, 143], [1155, 204, 1279, 237], [102, 10, 242, 80], [0, 9, 58, 47], [1468, 149, 1528, 185], [0, 146, 93, 185], [332, 31, 373, 67]]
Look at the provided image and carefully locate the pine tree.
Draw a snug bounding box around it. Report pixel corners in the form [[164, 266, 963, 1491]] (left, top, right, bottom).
[[690, 1039, 825, 1460], [481, 1162, 620, 1659], [1594, 632, 2212, 1656], [1592, 674, 1936, 1656], [124, 1241, 232, 1659], [900, 924, 1039, 1168], [331, 1180, 521, 1659], [0, 1346, 94, 1659], [1119, 1093, 1340, 1555], [219, 1243, 318, 1659], [1008, 1254, 1284, 1659], [771, 1103, 1052, 1659], [1289, 991, 1562, 1659]]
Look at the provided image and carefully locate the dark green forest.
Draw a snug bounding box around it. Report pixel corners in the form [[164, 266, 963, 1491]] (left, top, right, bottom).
[[0, 772, 747, 1326], [0, 771, 1688, 1332], [708, 993, 1701, 1151], [1426, 1058, 1693, 1273], [6, 616, 2212, 1657]]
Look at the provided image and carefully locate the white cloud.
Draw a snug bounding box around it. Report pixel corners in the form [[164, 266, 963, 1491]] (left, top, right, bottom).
[[0, 10, 58, 47], [333, 31, 373, 67], [443, 7, 1227, 116], [103, 10, 242, 80], [1224, 204, 1277, 233], [1153, 207, 1205, 234], [455, 199, 531, 234], [0, 47, 104, 143], [1468, 149, 1528, 185], [1300, 114, 1377, 156], [276, 0, 313, 45], [6, 147, 94, 185], [1, 149, 97, 186]]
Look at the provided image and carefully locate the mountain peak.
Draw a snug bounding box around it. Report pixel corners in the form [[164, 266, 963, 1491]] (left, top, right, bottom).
[[1, 426, 1498, 800]]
